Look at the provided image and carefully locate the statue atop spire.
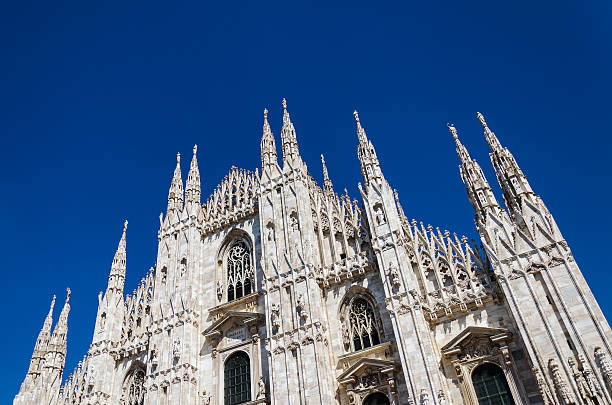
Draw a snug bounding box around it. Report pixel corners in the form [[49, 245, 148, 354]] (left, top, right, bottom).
[[321, 154, 334, 196], [280, 98, 301, 165], [261, 108, 278, 170], [354, 110, 382, 187], [167, 152, 184, 212], [185, 144, 201, 206], [476, 112, 534, 214], [106, 221, 128, 296], [449, 122, 503, 225]]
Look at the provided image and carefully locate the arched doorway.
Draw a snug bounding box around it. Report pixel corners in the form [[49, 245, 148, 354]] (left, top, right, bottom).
[[224, 351, 251, 405], [363, 392, 390, 405], [472, 363, 515, 405]]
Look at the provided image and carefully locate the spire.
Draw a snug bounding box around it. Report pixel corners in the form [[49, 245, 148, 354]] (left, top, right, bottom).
[[321, 154, 334, 196], [106, 221, 127, 295], [185, 145, 201, 205], [448, 123, 503, 224], [20, 295, 56, 390], [260, 108, 278, 170], [477, 112, 534, 214], [50, 289, 71, 346], [280, 98, 301, 164], [354, 110, 382, 186], [167, 152, 184, 212]]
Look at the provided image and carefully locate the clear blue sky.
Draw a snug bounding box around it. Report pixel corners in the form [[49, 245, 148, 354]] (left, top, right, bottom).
[[1, 1, 610, 401]]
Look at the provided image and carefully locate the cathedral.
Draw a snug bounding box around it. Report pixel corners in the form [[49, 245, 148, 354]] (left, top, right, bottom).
[[14, 100, 612, 405]]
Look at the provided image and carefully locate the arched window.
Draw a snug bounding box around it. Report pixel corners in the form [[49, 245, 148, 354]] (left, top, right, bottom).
[[224, 351, 251, 405], [363, 392, 390, 405], [349, 297, 381, 351], [123, 367, 145, 405], [226, 240, 253, 302], [472, 363, 515, 405]]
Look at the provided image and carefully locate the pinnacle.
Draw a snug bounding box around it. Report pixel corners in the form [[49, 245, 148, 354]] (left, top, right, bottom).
[[447, 123, 459, 140], [476, 111, 487, 128]]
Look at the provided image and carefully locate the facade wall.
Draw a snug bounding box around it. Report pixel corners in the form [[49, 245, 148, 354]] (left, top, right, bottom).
[[15, 108, 612, 405]]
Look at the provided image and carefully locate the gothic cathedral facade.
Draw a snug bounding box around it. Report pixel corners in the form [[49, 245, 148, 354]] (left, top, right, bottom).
[[14, 101, 612, 405]]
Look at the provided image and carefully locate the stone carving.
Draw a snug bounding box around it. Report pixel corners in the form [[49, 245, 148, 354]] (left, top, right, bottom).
[[549, 359, 577, 405], [595, 347, 612, 388], [532, 366, 555, 405], [256, 376, 266, 399], [216, 280, 223, 302], [270, 303, 281, 332], [374, 203, 386, 225], [296, 293, 308, 321], [420, 388, 430, 405], [387, 263, 401, 288], [578, 354, 603, 401], [173, 339, 181, 360]]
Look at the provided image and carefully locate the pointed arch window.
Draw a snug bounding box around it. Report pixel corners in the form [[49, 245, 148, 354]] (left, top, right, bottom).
[[226, 240, 253, 302], [224, 351, 251, 405], [348, 297, 381, 351], [122, 367, 145, 405], [472, 363, 515, 405]]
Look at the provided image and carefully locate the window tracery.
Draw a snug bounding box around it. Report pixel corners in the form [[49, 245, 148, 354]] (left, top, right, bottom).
[[122, 367, 145, 405], [226, 240, 253, 302], [341, 292, 383, 352]]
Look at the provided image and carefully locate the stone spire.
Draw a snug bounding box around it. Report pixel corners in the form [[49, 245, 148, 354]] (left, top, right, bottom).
[[321, 154, 334, 197], [106, 221, 127, 296], [280, 98, 302, 165], [42, 288, 70, 384], [50, 289, 71, 349], [185, 145, 201, 206], [477, 112, 535, 214], [260, 108, 278, 170], [354, 110, 382, 187], [18, 295, 56, 392], [167, 152, 184, 212], [449, 123, 504, 225]]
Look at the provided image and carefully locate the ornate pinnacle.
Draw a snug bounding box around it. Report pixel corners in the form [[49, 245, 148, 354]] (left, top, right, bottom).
[[321, 154, 334, 195], [193, 144, 198, 155], [176, 152, 181, 164], [65, 287, 71, 303], [353, 110, 360, 123], [282, 98, 287, 111]]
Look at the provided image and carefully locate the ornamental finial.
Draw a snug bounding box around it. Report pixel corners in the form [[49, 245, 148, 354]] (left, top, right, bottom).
[[123, 220, 128, 233], [263, 108, 268, 120], [176, 152, 181, 164], [353, 110, 360, 123], [447, 123, 458, 140], [282, 98, 287, 112], [193, 144, 198, 155]]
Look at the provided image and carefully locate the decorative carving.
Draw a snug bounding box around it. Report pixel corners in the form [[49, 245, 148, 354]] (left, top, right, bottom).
[[256, 376, 267, 399], [172, 339, 181, 360], [216, 280, 223, 302], [420, 388, 430, 405], [347, 297, 381, 352], [549, 358, 577, 405], [296, 293, 308, 321], [387, 263, 401, 288], [532, 365, 555, 405], [270, 303, 281, 333], [579, 354, 603, 401], [595, 347, 612, 388]]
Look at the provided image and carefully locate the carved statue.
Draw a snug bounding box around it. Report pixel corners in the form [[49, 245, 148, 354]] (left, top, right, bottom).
[[388, 263, 401, 287], [532, 366, 555, 405], [173, 339, 181, 360], [271, 303, 281, 330], [374, 204, 385, 226], [216, 280, 223, 302], [256, 376, 266, 399]]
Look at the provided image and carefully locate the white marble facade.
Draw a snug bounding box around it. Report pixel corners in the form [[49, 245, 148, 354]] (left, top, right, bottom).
[[14, 102, 612, 405]]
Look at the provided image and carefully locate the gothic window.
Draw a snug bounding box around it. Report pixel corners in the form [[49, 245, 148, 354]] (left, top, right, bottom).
[[226, 240, 253, 302], [224, 351, 251, 405], [363, 392, 390, 405], [472, 363, 515, 405], [123, 367, 145, 405], [348, 297, 381, 351]]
